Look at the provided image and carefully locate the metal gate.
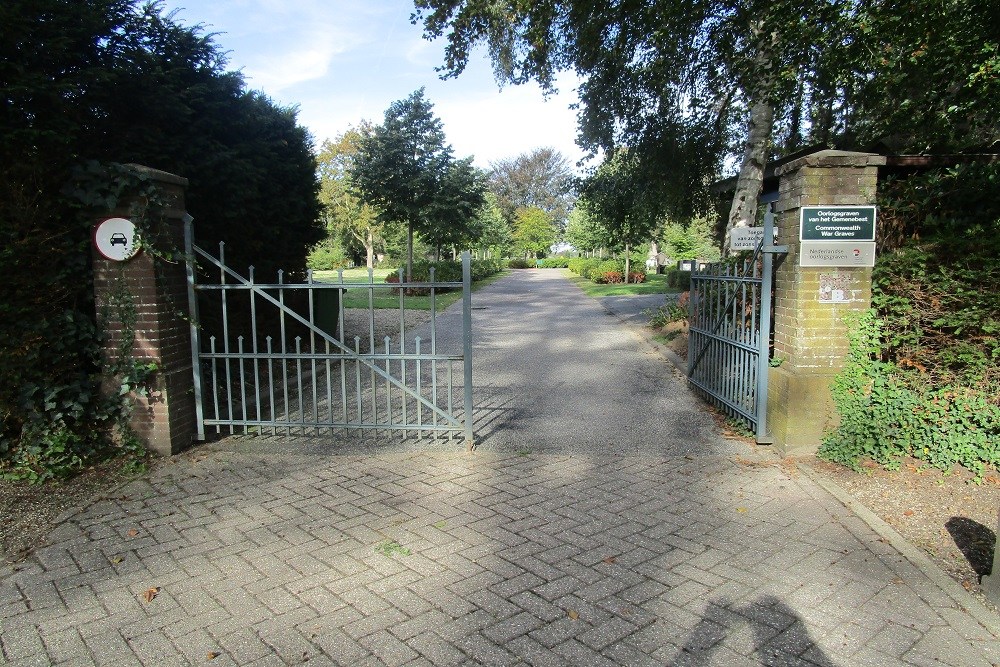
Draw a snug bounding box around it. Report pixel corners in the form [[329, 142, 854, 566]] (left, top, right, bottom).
[[184, 220, 475, 449], [687, 200, 786, 442]]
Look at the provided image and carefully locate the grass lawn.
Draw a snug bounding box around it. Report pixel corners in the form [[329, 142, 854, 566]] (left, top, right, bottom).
[[311, 268, 509, 310], [562, 270, 680, 297]]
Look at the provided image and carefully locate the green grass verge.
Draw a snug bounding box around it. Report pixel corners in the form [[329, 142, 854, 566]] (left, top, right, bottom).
[[313, 269, 509, 310], [312, 267, 395, 283], [564, 270, 680, 297]]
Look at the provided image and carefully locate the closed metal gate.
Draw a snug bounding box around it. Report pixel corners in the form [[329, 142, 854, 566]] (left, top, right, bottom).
[[184, 220, 474, 449], [687, 200, 786, 442]]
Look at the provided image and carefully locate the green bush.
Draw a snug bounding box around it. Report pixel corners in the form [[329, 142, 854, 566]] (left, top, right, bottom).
[[386, 258, 503, 284], [818, 310, 1000, 479], [508, 258, 534, 269], [538, 257, 569, 268], [666, 268, 692, 290], [307, 240, 351, 270], [567, 257, 599, 277]]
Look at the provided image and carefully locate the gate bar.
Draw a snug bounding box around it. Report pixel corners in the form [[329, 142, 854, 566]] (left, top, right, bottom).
[[462, 251, 474, 450], [184, 215, 206, 442]]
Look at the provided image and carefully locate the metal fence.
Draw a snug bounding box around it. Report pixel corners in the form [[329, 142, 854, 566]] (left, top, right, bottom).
[[185, 221, 475, 449], [687, 207, 784, 441]]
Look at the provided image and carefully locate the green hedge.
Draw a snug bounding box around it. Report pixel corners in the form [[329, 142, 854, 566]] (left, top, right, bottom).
[[385, 258, 503, 283], [665, 268, 692, 290]]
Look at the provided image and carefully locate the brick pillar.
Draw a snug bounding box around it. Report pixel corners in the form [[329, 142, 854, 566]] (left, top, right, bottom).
[[767, 151, 885, 454], [93, 165, 195, 455]]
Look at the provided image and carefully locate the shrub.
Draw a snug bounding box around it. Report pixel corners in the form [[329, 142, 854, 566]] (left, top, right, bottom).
[[666, 268, 692, 290], [307, 240, 351, 270], [538, 257, 569, 268], [385, 258, 503, 286], [647, 292, 689, 327], [508, 258, 534, 269], [818, 310, 1000, 480], [598, 271, 625, 284], [628, 271, 646, 284]]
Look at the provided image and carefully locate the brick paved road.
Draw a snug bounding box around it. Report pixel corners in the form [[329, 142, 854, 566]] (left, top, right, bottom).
[[2, 271, 997, 665]]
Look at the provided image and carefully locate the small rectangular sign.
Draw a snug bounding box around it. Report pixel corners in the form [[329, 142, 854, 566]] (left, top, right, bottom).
[[799, 241, 876, 267], [729, 227, 763, 251], [800, 206, 876, 241]]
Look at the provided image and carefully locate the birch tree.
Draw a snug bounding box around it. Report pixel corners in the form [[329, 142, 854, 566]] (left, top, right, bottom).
[[412, 0, 849, 243]]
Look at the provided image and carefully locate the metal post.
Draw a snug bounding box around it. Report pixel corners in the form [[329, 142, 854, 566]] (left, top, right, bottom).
[[183, 215, 206, 441], [462, 251, 474, 450], [755, 202, 784, 443]]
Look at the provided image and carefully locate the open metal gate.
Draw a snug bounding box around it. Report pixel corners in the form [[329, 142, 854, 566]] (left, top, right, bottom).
[[184, 220, 474, 449], [687, 198, 786, 442]]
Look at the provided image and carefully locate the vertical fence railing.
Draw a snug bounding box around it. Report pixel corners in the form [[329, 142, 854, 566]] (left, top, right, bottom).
[[186, 231, 474, 448]]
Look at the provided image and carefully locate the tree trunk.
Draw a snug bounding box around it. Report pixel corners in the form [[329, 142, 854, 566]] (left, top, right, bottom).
[[624, 243, 631, 283], [725, 98, 773, 254], [724, 23, 778, 256]]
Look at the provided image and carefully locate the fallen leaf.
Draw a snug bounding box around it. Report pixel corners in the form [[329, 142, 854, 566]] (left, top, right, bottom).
[[903, 510, 914, 517], [567, 610, 580, 621], [962, 580, 973, 591], [206, 652, 221, 660], [736, 507, 747, 513], [142, 587, 160, 603], [127, 529, 139, 538], [111, 556, 124, 564], [602, 556, 618, 565]]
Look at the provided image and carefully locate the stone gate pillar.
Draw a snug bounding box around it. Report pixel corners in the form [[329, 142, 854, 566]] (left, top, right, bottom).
[[767, 151, 885, 454], [92, 165, 195, 455]]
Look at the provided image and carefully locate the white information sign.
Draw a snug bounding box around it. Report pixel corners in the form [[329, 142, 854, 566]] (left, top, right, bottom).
[[729, 227, 764, 251], [799, 241, 875, 267], [94, 217, 141, 261]]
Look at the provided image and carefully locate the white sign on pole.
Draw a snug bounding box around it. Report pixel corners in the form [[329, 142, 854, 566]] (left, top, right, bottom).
[[729, 227, 763, 251], [799, 241, 875, 267], [93, 217, 141, 261]]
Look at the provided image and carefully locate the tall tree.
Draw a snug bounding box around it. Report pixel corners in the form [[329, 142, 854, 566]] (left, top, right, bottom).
[[564, 206, 606, 256], [580, 149, 660, 281], [350, 88, 453, 280], [422, 157, 488, 259], [413, 0, 850, 243], [317, 125, 386, 269], [512, 207, 557, 259], [472, 192, 513, 258], [489, 147, 576, 230]]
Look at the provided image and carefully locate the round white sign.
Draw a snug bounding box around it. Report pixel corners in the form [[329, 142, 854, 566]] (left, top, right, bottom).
[[94, 217, 141, 261]]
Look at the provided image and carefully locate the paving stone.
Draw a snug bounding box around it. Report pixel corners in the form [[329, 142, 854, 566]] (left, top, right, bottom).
[[4, 265, 998, 667]]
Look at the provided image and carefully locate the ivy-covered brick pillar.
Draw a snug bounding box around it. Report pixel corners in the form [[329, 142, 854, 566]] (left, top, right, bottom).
[[92, 165, 195, 455], [767, 151, 886, 454]]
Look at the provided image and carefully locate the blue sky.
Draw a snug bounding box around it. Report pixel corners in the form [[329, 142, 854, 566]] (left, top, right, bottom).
[[160, 0, 587, 171]]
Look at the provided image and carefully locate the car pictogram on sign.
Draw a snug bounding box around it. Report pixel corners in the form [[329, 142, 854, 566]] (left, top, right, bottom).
[[110, 233, 129, 247]]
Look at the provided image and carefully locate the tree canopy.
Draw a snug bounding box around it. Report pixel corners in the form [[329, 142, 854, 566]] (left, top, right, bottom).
[[512, 207, 558, 259], [489, 147, 576, 230], [350, 88, 486, 274], [412, 0, 999, 241], [316, 125, 385, 268]]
